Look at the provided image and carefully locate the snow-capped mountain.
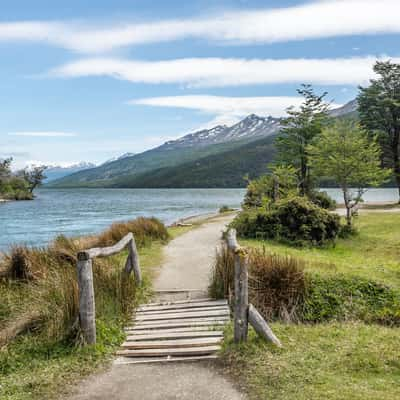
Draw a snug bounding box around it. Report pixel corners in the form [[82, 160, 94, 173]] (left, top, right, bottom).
[[102, 152, 136, 165], [328, 99, 358, 118], [44, 162, 96, 182], [162, 114, 282, 150]]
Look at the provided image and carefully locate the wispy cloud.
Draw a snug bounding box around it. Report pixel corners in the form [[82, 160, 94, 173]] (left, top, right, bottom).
[[131, 95, 323, 118], [51, 56, 399, 87], [0, 1, 400, 53], [8, 131, 77, 137]]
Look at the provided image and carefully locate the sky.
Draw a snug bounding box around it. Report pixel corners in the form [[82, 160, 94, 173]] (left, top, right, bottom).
[[1, 0, 400, 168]]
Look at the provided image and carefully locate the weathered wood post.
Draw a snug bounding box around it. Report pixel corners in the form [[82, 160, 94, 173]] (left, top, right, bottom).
[[125, 237, 142, 285], [226, 229, 248, 343], [77, 251, 96, 344]]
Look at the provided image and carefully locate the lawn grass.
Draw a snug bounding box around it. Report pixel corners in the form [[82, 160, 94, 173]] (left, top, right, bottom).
[[223, 211, 400, 399], [240, 212, 400, 288], [222, 322, 400, 400]]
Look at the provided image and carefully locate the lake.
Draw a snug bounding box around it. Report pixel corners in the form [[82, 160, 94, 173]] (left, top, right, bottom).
[[0, 188, 398, 250]]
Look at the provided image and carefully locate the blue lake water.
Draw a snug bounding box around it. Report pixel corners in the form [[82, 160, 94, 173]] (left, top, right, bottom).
[[0, 188, 398, 250]]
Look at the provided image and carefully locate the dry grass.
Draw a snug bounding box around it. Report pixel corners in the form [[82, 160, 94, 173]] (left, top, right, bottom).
[[0, 217, 169, 347], [209, 246, 306, 322]]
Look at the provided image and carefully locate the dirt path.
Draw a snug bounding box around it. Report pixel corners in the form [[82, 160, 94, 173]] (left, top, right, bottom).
[[154, 214, 235, 300], [66, 213, 245, 400]]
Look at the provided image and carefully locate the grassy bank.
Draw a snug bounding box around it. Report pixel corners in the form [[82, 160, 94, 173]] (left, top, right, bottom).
[[0, 217, 169, 400], [216, 212, 400, 399]]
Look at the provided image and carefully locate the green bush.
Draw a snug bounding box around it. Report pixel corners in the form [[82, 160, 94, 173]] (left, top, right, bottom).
[[209, 246, 400, 326], [232, 196, 341, 246], [308, 190, 337, 210]]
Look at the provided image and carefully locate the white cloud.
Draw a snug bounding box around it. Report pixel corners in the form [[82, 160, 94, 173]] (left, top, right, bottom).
[[8, 131, 77, 137], [0, 1, 400, 53], [51, 56, 399, 87], [131, 95, 342, 124]]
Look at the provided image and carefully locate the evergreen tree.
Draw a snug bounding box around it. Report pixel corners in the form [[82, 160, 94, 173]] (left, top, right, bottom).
[[358, 61, 400, 202], [276, 84, 329, 196]]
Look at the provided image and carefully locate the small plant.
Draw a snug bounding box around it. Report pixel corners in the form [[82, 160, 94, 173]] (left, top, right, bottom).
[[219, 205, 234, 213]]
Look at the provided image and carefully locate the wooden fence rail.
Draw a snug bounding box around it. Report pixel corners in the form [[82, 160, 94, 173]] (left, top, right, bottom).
[[225, 229, 282, 347], [77, 232, 141, 345]]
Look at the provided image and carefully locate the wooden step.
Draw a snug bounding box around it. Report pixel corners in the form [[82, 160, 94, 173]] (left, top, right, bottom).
[[116, 345, 220, 358], [127, 318, 229, 331], [135, 309, 230, 322], [121, 337, 223, 350], [126, 330, 224, 342], [114, 355, 218, 365], [124, 326, 220, 335], [137, 300, 227, 312], [142, 298, 216, 307], [136, 305, 228, 316]]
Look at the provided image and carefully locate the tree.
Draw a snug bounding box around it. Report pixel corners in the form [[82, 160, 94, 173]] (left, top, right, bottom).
[[276, 84, 330, 196], [308, 120, 391, 227], [243, 165, 298, 208], [20, 166, 47, 193], [358, 61, 400, 202], [0, 158, 12, 182]]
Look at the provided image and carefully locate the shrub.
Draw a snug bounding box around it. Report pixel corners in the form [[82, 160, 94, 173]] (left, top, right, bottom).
[[209, 246, 400, 326], [219, 205, 234, 213], [232, 196, 341, 246], [209, 246, 306, 322], [308, 190, 337, 210]]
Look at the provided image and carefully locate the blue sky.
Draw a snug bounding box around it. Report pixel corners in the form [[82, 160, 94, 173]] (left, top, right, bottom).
[[1, 0, 400, 168]]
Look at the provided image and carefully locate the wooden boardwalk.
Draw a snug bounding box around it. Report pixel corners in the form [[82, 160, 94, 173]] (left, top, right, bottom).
[[115, 298, 230, 364]]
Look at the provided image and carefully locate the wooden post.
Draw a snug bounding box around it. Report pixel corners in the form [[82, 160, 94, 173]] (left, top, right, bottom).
[[248, 304, 282, 347], [226, 229, 249, 344], [125, 238, 142, 285], [77, 252, 96, 344]]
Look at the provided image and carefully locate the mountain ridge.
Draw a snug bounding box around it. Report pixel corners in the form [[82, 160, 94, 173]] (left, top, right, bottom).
[[48, 99, 356, 188]]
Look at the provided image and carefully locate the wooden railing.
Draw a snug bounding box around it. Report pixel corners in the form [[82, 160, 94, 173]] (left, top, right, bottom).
[[225, 229, 282, 347], [76, 232, 142, 344]]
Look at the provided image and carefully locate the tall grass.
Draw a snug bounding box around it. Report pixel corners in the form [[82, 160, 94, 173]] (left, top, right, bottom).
[[0, 217, 169, 347], [209, 244, 400, 325]]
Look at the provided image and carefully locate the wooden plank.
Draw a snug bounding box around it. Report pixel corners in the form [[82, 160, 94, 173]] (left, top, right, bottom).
[[135, 309, 230, 322], [142, 298, 217, 307], [124, 326, 218, 335], [137, 300, 227, 312], [116, 345, 220, 357], [132, 316, 229, 326], [114, 355, 218, 365], [80, 232, 133, 259], [248, 304, 282, 347], [126, 330, 223, 342], [121, 337, 223, 349], [136, 305, 228, 316], [126, 318, 229, 331]]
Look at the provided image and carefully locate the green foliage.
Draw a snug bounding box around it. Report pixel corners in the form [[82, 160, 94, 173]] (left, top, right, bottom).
[[233, 196, 341, 246], [303, 274, 400, 325], [358, 61, 400, 200], [308, 190, 337, 210], [243, 164, 298, 208], [219, 205, 234, 213], [276, 84, 330, 195], [309, 119, 391, 225], [0, 158, 43, 200]]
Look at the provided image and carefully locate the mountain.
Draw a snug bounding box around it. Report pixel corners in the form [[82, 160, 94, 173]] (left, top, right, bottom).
[[162, 114, 281, 149], [328, 99, 358, 118], [113, 135, 276, 188], [48, 114, 281, 188], [102, 152, 135, 165], [43, 162, 96, 183], [48, 101, 357, 188]]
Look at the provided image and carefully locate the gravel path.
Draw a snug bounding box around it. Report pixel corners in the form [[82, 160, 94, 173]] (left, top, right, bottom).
[[66, 213, 245, 400]]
